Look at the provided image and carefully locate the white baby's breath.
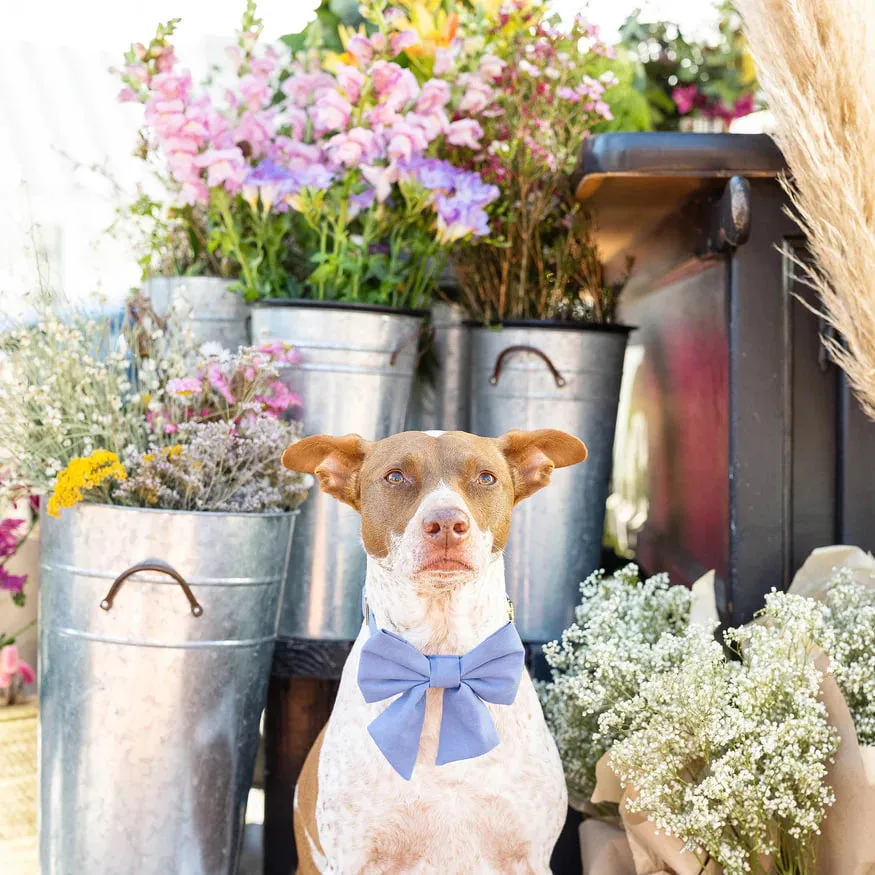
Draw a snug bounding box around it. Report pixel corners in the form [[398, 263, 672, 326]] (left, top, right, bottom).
[[539, 565, 691, 805]]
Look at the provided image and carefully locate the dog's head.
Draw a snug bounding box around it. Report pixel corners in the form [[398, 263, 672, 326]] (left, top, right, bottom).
[[282, 429, 586, 587]]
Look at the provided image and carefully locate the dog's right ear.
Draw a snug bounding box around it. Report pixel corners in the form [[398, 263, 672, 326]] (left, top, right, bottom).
[[282, 433, 371, 510]]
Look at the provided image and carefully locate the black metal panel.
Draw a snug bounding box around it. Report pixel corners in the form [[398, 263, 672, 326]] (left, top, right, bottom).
[[584, 133, 875, 626]]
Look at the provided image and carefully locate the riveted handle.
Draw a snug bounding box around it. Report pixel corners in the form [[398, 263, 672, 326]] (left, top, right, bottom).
[[489, 345, 566, 388], [100, 562, 204, 617]]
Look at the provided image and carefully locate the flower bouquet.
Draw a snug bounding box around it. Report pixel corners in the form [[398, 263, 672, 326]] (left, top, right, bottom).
[[543, 554, 875, 875]]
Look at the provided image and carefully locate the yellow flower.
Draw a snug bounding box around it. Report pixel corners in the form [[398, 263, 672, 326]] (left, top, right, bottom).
[[47, 450, 127, 518], [393, 0, 458, 58]]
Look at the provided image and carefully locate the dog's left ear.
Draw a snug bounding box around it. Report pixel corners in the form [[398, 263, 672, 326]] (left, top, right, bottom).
[[498, 429, 587, 504], [282, 433, 371, 510]]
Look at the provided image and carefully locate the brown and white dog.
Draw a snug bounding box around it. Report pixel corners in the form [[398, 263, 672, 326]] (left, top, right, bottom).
[[281, 428, 587, 874]]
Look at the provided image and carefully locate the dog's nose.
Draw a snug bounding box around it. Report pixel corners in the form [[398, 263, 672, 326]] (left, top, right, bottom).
[[422, 508, 470, 543]]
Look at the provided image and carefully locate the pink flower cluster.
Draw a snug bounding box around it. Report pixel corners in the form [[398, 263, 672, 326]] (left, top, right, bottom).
[[0, 519, 27, 594], [117, 19, 498, 244], [119, 26, 283, 205], [159, 342, 302, 435], [672, 85, 756, 123], [0, 645, 34, 691]]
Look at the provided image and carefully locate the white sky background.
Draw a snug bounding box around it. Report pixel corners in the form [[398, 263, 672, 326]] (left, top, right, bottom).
[[0, 0, 714, 315]]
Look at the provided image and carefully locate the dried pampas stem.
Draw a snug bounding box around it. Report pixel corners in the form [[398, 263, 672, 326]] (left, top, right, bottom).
[[736, 0, 875, 419]]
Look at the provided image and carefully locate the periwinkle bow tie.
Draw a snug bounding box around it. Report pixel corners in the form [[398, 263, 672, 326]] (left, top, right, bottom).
[[356, 593, 525, 780]]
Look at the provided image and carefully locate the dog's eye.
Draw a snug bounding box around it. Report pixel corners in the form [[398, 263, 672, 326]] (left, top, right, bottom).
[[477, 471, 497, 486], [384, 470, 405, 485]]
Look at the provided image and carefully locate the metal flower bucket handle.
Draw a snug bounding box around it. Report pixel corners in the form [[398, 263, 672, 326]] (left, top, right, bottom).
[[488, 345, 567, 388], [99, 561, 204, 617]]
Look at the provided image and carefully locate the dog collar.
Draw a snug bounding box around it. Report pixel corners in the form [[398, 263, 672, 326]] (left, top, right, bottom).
[[357, 589, 525, 780]]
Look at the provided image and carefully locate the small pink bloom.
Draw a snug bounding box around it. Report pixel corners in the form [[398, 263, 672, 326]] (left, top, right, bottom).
[[327, 127, 380, 167], [151, 71, 192, 102], [206, 363, 236, 405], [167, 377, 204, 397], [446, 119, 484, 150], [282, 72, 336, 107], [0, 644, 19, 678], [361, 164, 399, 202], [336, 63, 366, 103], [672, 85, 698, 116], [557, 86, 579, 102], [390, 30, 418, 56], [458, 74, 494, 115], [371, 32, 387, 53], [478, 54, 505, 80], [382, 68, 420, 111], [368, 102, 400, 128], [164, 423, 179, 435], [387, 120, 428, 164], [194, 147, 248, 191], [234, 110, 275, 158], [237, 73, 272, 110], [310, 90, 352, 134], [124, 63, 149, 84], [409, 110, 448, 142], [347, 35, 373, 66], [117, 87, 138, 103], [433, 47, 454, 75], [416, 79, 451, 114], [369, 60, 403, 96]]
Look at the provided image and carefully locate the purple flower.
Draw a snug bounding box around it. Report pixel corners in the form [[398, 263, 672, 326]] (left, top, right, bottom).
[[402, 156, 457, 192], [242, 158, 300, 211], [0, 567, 27, 594], [348, 188, 376, 219], [0, 519, 24, 559], [436, 195, 491, 243]]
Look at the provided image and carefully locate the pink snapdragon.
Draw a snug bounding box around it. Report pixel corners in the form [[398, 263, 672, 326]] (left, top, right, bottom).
[[336, 63, 366, 103], [361, 164, 399, 203], [457, 74, 494, 115], [416, 79, 451, 114], [347, 34, 374, 66], [446, 119, 484, 150], [282, 71, 335, 107], [390, 30, 419, 56], [326, 128, 381, 168], [386, 120, 430, 164], [478, 54, 506, 80], [310, 89, 352, 135], [205, 362, 236, 405], [195, 148, 248, 191]]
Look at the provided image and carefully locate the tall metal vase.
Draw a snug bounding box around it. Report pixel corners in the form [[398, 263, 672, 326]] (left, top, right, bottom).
[[39, 503, 295, 875], [143, 277, 250, 351], [250, 300, 424, 639], [405, 300, 471, 432], [468, 322, 630, 642]]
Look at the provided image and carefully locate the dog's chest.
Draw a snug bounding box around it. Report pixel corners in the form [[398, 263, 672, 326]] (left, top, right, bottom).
[[313, 635, 567, 874]]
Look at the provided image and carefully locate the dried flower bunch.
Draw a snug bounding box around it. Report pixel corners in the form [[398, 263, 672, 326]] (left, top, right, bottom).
[[539, 565, 691, 806], [0, 294, 311, 517], [735, 0, 875, 420]]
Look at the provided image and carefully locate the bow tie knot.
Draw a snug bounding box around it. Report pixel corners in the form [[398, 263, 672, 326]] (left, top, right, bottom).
[[427, 655, 461, 689], [357, 607, 525, 780]]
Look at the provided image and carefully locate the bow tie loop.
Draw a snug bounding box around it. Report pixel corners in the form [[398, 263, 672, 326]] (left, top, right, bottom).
[[357, 616, 525, 780], [428, 655, 461, 689]]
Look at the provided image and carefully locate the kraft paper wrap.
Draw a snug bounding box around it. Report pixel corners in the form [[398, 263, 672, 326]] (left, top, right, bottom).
[[579, 547, 875, 875]]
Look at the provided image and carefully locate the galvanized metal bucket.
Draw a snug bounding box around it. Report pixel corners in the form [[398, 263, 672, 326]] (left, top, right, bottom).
[[250, 300, 424, 639], [143, 277, 251, 351], [468, 322, 630, 642], [405, 300, 471, 432], [39, 503, 295, 875]]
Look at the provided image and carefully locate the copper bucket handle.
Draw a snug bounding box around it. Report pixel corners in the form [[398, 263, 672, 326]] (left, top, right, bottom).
[[489, 345, 567, 388], [99, 561, 204, 617]]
